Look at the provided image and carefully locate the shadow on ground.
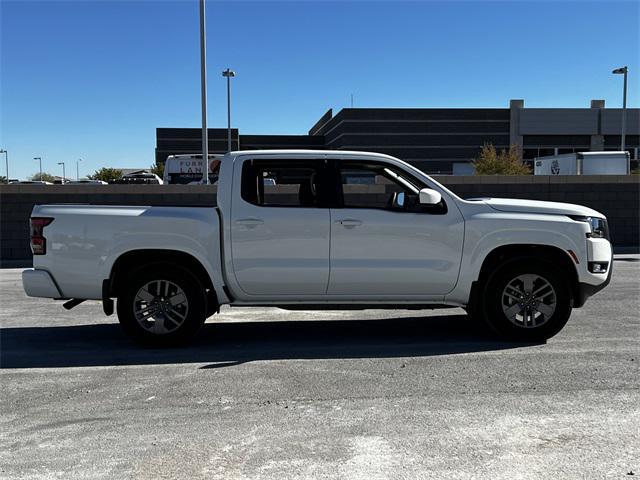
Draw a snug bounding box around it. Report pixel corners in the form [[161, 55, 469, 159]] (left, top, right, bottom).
[[0, 315, 538, 369], [615, 257, 640, 262]]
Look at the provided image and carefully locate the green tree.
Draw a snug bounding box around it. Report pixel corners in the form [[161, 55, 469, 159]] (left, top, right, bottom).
[[0, 175, 7, 184], [29, 172, 56, 183], [149, 162, 164, 179], [88, 167, 123, 183], [473, 143, 531, 175]]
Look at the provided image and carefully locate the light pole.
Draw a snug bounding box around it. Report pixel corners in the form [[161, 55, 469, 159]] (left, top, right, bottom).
[[0, 149, 7, 182], [77, 158, 82, 180], [57, 162, 66, 184], [222, 68, 236, 153], [612, 66, 628, 152], [34, 157, 42, 181], [199, 0, 209, 184]]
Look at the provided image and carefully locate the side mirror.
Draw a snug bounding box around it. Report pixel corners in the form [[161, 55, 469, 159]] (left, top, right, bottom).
[[393, 192, 405, 208], [419, 188, 442, 205]]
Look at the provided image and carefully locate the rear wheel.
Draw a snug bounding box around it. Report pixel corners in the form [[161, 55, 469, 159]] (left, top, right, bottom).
[[116, 263, 207, 347], [481, 259, 572, 342]]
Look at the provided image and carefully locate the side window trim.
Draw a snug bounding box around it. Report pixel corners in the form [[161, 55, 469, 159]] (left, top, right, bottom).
[[382, 167, 419, 194]]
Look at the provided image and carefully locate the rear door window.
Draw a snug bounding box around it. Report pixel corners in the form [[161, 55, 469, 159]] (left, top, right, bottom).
[[241, 159, 331, 208]]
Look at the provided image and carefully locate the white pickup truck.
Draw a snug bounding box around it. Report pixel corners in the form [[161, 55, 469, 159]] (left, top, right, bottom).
[[22, 150, 613, 346]]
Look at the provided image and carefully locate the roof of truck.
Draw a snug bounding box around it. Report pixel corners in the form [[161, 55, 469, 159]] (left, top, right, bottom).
[[227, 149, 398, 161]]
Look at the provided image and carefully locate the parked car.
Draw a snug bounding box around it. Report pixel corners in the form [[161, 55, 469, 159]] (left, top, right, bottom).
[[113, 172, 163, 185], [22, 150, 612, 346], [66, 179, 108, 185], [12, 180, 53, 185]]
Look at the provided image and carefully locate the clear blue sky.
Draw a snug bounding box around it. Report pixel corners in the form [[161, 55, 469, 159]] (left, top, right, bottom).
[[1, 0, 638, 180]]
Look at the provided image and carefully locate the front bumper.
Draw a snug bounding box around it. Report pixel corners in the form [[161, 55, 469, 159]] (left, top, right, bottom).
[[22, 269, 63, 298], [574, 259, 613, 308]]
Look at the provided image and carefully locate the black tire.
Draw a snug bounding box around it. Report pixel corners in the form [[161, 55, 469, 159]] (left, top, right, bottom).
[[480, 258, 572, 342], [116, 263, 207, 347]]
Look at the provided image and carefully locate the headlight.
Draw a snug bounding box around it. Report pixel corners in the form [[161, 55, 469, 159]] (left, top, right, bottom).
[[568, 215, 609, 239]]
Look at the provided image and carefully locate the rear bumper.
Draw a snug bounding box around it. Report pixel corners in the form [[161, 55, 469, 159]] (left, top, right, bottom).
[[22, 269, 63, 299]]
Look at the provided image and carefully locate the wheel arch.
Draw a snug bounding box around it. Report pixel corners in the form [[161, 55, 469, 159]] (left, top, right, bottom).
[[472, 244, 580, 306], [106, 249, 221, 308]]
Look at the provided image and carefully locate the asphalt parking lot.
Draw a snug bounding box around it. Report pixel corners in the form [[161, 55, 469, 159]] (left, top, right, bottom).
[[1, 257, 639, 480]]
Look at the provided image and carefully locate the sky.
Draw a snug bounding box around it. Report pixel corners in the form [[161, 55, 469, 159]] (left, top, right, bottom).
[[1, 0, 638, 180]]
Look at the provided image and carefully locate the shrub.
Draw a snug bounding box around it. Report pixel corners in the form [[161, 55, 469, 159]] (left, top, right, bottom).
[[473, 144, 531, 175], [149, 163, 164, 178], [29, 172, 56, 182], [88, 168, 123, 183]]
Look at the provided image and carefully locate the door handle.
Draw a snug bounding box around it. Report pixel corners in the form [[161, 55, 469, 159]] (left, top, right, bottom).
[[336, 219, 362, 227], [235, 218, 264, 227]]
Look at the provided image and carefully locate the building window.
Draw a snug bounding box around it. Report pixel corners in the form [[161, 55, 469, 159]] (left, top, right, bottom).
[[523, 148, 556, 158]]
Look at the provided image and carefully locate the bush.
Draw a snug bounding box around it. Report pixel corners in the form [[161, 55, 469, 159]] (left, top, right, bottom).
[[473, 144, 531, 175], [29, 172, 56, 182], [88, 168, 123, 183], [149, 163, 164, 178]]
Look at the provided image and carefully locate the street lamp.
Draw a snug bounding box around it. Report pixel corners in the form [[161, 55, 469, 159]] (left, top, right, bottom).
[[34, 157, 42, 181], [222, 68, 236, 153], [612, 66, 628, 152], [57, 162, 66, 184], [0, 149, 7, 182], [77, 158, 82, 180], [199, 0, 209, 184]]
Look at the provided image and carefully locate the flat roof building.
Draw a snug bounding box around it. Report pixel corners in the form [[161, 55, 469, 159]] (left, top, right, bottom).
[[156, 99, 639, 174]]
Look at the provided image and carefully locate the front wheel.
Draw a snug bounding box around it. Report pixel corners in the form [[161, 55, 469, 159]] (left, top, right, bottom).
[[482, 259, 572, 342], [116, 263, 207, 347]]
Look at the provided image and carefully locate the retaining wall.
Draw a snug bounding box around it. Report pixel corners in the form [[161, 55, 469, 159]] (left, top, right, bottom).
[[1, 176, 638, 266]]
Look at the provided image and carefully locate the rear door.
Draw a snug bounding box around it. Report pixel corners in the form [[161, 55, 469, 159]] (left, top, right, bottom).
[[230, 157, 332, 296], [328, 161, 464, 296]]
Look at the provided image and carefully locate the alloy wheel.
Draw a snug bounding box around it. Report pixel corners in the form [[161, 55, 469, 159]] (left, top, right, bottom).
[[133, 280, 189, 335], [501, 273, 557, 328]]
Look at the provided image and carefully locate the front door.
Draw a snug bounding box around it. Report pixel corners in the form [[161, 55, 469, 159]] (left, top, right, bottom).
[[230, 158, 331, 296], [328, 161, 464, 296]]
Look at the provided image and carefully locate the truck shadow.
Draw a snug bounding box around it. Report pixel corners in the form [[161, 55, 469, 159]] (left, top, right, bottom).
[[0, 314, 540, 369]]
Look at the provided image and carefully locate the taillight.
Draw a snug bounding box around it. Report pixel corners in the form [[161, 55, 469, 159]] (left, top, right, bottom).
[[30, 217, 53, 255]]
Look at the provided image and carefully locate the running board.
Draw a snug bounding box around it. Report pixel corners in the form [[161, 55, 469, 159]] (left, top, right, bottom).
[[234, 304, 454, 311]]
